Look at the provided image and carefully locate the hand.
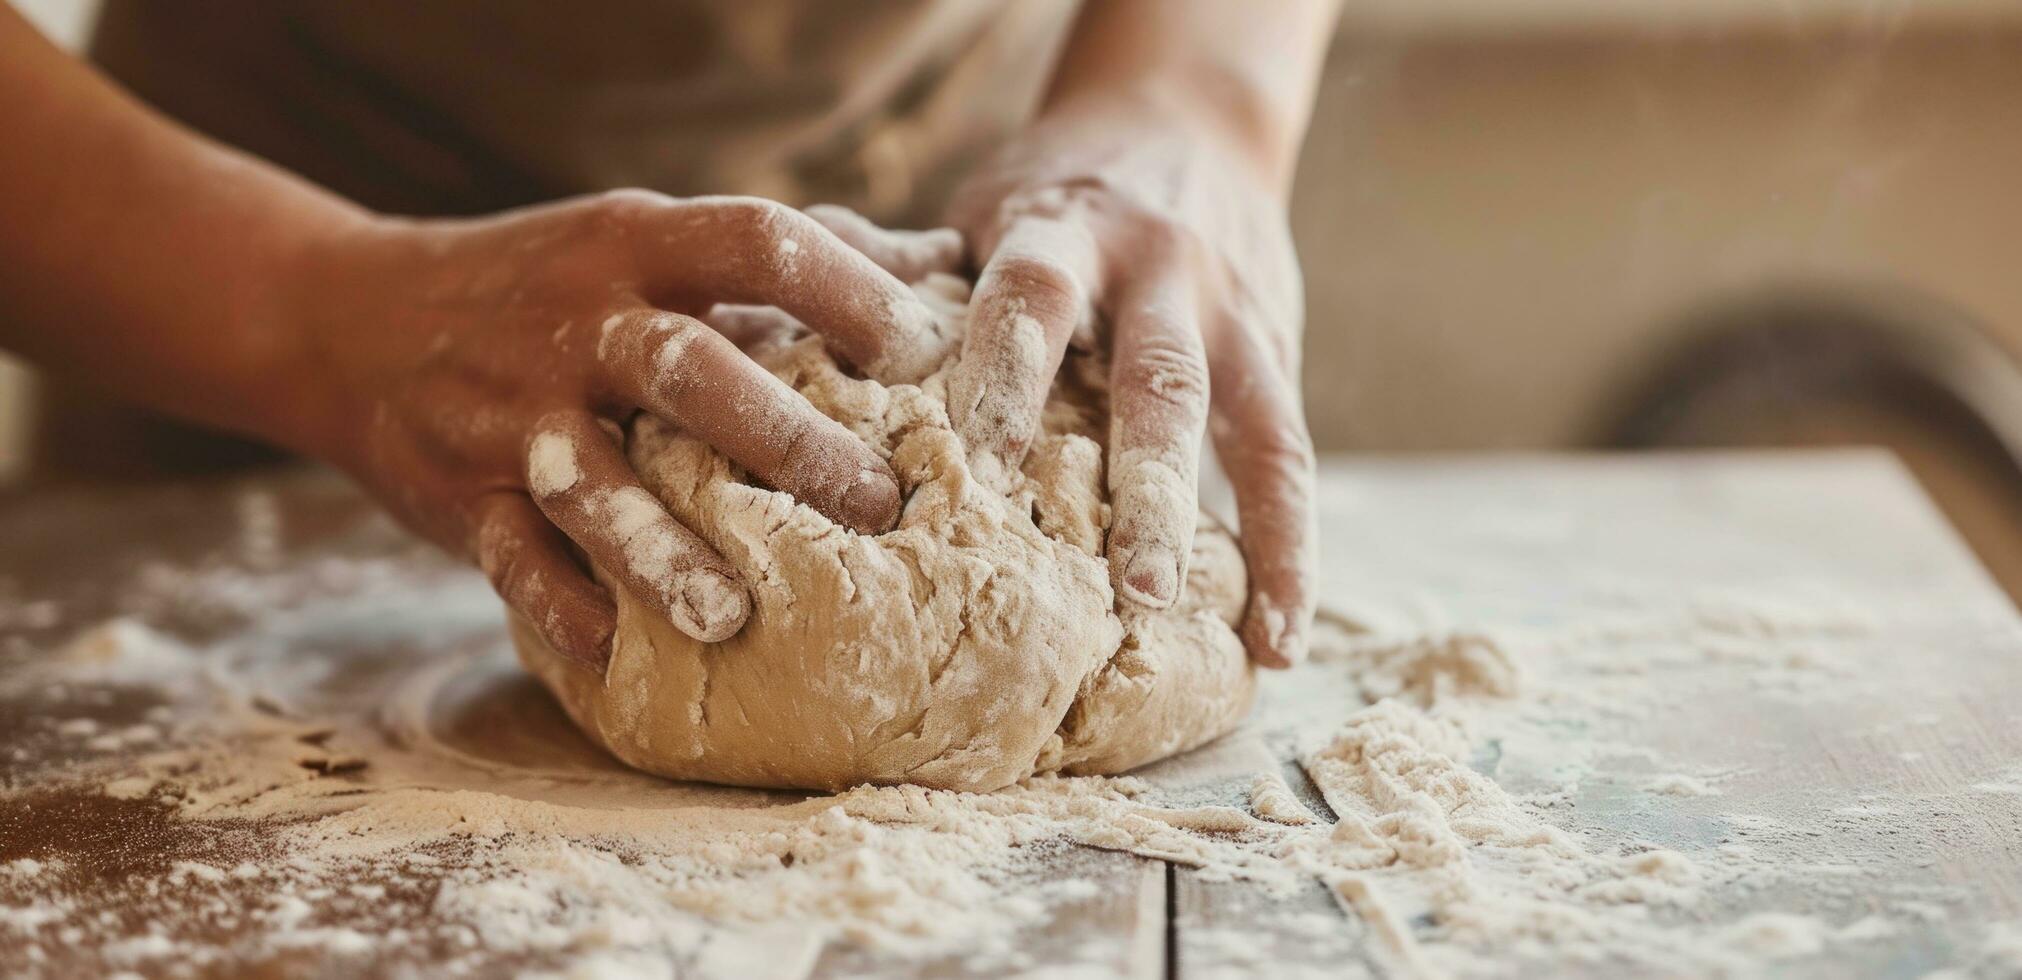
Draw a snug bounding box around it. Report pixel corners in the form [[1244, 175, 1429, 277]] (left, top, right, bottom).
[[277, 192, 948, 669], [946, 98, 1317, 668]]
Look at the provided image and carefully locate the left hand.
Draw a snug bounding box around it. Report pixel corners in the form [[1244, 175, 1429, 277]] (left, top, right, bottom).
[[945, 95, 1317, 668]]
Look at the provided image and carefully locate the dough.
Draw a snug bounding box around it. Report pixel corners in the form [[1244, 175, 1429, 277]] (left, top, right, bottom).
[[511, 276, 1254, 793]]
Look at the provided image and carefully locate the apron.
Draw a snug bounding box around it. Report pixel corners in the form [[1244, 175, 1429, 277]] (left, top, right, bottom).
[[87, 0, 1075, 224], [39, 0, 1075, 476]]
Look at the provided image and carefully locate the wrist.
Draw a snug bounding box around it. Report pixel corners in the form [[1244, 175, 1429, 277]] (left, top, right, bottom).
[[237, 204, 389, 466], [1043, 81, 1298, 199]]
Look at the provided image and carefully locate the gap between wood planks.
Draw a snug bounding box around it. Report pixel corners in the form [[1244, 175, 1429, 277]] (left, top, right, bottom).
[[1165, 862, 1179, 980], [1158, 756, 1353, 978]]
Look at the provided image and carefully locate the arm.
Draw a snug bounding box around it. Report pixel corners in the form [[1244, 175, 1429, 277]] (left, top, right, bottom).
[[1038, 0, 1337, 194], [0, 3, 366, 450], [948, 0, 1341, 667], [0, 7, 944, 667]]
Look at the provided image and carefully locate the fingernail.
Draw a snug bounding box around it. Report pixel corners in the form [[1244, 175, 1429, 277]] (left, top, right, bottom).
[[1245, 600, 1306, 669], [678, 570, 749, 642], [1119, 544, 1180, 608], [873, 293, 945, 382], [565, 613, 616, 672], [561, 635, 612, 673], [536, 612, 608, 673], [1278, 622, 1309, 667], [840, 467, 902, 535]]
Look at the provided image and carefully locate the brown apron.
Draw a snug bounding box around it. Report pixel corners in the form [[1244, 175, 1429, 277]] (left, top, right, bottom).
[[88, 0, 1071, 222], [42, 0, 1073, 476]]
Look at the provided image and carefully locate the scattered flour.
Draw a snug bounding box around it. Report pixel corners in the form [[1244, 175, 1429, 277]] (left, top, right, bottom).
[[1721, 912, 1831, 958], [1, 465, 2013, 977], [1968, 767, 2022, 796], [1646, 773, 1722, 798], [0, 604, 1785, 977], [1312, 631, 1523, 707], [2, 859, 52, 879], [1248, 772, 1319, 826], [526, 429, 583, 499]]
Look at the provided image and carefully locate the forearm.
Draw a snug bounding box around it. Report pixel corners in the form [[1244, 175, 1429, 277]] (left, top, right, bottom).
[[1041, 0, 1341, 196], [0, 6, 370, 451]]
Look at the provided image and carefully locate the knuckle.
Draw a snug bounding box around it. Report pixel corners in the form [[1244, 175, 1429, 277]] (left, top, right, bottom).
[[1133, 217, 1197, 262], [994, 252, 1080, 296], [712, 197, 819, 271], [770, 415, 826, 477], [1239, 422, 1316, 477], [720, 195, 791, 224], [592, 187, 672, 218], [647, 310, 710, 346], [592, 310, 643, 363], [645, 313, 711, 377], [474, 511, 524, 588], [999, 183, 1093, 223], [1110, 444, 1197, 519], [584, 188, 674, 237], [721, 196, 802, 239], [986, 254, 1083, 320], [1122, 337, 1209, 413], [1273, 430, 1318, 475], [598, 310, 708, 369]]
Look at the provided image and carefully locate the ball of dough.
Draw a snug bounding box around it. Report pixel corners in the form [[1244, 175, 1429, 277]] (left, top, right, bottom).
[[510, 277, 1254, 792]]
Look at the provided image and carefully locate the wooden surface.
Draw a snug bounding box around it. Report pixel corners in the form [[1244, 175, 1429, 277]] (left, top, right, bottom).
[[2, 450, 2019, 977]]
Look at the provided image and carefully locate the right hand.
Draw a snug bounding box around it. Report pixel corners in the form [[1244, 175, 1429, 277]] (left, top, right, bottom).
[[272, 192, 958, 669]]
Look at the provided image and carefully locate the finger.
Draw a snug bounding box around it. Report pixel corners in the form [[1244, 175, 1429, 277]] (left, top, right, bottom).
[[526, 411, 750, 643], [804, 204, 965, 283], [597, 308, 900, 535], [1106, 269, 1209, 610], [1208, 327, 1317, 669], [945, 216, 1100, 480], [701, 304, 804, 351], [474, 492, 616, 671], [636, 196, 952, 384]]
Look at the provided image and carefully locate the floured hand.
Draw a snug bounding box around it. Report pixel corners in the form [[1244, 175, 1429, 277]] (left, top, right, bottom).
[[280, 192, 946, 669], [946, 98, 1317, 669]]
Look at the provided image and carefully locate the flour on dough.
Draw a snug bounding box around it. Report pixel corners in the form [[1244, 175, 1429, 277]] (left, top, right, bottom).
[[511, 275, 1253, 792]]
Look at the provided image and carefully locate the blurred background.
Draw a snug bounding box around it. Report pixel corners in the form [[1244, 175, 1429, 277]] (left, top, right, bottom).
[[4, 0, 2018, 600]]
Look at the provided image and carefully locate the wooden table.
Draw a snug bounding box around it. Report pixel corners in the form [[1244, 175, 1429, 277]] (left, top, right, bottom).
[[2, 451, 2018, 977]]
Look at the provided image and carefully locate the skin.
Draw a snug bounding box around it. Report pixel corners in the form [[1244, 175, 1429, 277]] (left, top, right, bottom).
[[0, 0, 1340, 672], [949, 0, 1342, 667], [0, 7, 933, 667]]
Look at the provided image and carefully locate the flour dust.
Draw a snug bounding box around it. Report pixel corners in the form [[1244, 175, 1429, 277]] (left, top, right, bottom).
[[1, 480, 2019, 978]]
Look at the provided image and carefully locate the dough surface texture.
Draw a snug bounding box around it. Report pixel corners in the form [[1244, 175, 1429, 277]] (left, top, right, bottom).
[[512, 276, 1254, 792]]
